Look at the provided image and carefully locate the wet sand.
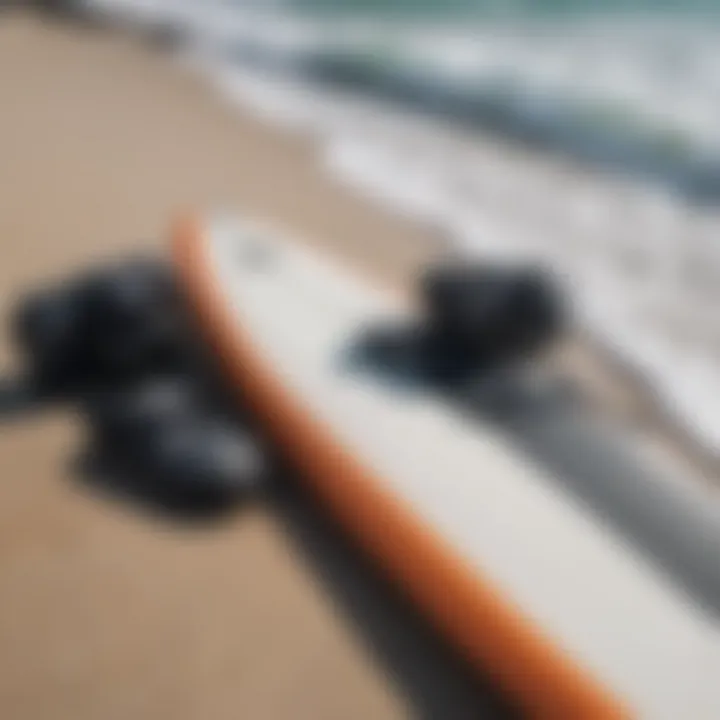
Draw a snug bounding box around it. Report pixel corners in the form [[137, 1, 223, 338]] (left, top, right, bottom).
[[0, 11, 462, 720]]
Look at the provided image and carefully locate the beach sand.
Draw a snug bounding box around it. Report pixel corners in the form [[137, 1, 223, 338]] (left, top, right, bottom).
[[0, 11, 464, 720]]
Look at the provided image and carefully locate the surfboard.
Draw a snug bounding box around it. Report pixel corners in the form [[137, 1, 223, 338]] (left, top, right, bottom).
[[172, 213, 720, 720]]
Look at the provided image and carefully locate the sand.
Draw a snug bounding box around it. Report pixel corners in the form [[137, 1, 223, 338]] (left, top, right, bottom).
[[0, 11, 465, 720]]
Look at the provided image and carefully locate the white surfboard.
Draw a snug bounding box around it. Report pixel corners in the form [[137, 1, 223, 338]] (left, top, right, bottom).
[[172, 214, 720, 719]]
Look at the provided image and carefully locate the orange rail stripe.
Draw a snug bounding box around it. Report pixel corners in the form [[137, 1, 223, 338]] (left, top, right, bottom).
[[171, 216, 631, 719]]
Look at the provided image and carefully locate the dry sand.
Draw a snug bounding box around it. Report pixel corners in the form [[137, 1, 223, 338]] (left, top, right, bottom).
[[0, 11, 466, 720]]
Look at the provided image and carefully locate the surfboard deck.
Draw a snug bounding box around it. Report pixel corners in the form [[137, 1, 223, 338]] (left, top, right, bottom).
[[172, 214, 720, 720]]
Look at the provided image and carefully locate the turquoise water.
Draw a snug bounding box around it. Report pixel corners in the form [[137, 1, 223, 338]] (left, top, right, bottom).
[[291, 0, 720, 18]]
